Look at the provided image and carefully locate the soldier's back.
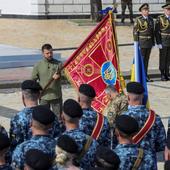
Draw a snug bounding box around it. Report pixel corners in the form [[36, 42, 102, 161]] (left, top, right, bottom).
[[79, 108, 111, 147], [63, 129, 98, 170], [12, 135, 56, 169], [114, 144, 156, 170], [122, 106, 166, 155]]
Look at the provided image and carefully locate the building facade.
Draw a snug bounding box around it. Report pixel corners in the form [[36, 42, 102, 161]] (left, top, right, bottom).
[[0, 0, 166, 19]]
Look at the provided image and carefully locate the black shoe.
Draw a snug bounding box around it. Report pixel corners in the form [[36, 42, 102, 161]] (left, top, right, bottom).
[[130, 20, 134, 24], [165, 75, 170, 81], [121, 19, 125, 23], [146, 77, 153, 82], [161, 74, 167, 81]]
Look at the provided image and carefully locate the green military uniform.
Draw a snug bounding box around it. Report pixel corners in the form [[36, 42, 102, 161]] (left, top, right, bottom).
[[133, 4, 155, 81], [155, 6, 170, 81], [104, 94, 128, 127], [121, 0, 133, 23], [32, 58, 62, 117]]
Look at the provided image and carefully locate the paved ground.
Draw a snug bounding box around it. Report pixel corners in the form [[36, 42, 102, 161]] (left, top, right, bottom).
[[0, 18, 168, 169]]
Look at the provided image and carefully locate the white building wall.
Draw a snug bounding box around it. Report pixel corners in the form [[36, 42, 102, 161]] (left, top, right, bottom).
[[0, 0, 167, 17], [0, 0, 33, 15]]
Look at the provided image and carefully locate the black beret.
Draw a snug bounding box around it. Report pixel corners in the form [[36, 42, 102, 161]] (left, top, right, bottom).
[[139, 3, 149, 12], [21, 80, 42, 91], [57, 135, 78, 154], [25, 149, 52, 170], [89, 168, 108, 170], [63, 99, 83, 118], [126, 82, 144, 94], [162, 3, 170, 9], [115, 115, 139, 135], [0, 133, 10, 150], [32, 105, 55, 125], [95, 146, 120, 169], [165, 160, 170, 170], [79, 84, 96, 98]]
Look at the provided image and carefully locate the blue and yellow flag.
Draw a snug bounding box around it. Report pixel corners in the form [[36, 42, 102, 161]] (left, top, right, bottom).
[[131, 42, 149, 107]]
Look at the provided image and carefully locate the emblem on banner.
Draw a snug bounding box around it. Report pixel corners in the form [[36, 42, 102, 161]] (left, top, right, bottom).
[[101, 61, 117, 85], [84, 64, 94, 77]]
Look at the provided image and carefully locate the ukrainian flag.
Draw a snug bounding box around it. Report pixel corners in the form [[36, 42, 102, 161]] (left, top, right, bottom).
[[131, 42, 149, 107]]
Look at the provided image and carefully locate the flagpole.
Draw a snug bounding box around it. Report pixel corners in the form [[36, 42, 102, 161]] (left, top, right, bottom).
[[109, 11, 125, 93]]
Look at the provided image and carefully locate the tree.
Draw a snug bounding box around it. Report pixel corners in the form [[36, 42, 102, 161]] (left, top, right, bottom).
[[90, 0, 102, 22]]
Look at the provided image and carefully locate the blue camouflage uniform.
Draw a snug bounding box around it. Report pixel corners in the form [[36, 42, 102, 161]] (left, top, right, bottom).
[[114, 144, 156, 170], [12, 135, 56, 169], [62, 129, 99, 170], [122, 105, 166, 164], [0, 164, 13, 170], [79, 108, 111, 147], [10, 107, 64, 150]]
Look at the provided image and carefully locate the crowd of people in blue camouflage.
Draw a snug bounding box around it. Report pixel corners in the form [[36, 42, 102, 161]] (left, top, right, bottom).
[[1, 2, 170, 170]]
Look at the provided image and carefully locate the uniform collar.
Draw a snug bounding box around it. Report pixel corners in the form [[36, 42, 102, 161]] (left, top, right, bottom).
[[116, 143, 137, 148], [128, 105, 146, 110], [142, 15, 148, 20]]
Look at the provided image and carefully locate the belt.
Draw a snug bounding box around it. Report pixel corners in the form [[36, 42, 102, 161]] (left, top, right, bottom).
[[139, 35, 151, 39], [161, 33, 170, 36]]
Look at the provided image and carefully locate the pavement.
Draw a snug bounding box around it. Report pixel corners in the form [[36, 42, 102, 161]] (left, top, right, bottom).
[[0, 18, 169, 169]]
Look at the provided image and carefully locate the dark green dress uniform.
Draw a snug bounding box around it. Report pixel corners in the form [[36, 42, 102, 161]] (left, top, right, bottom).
[[155, 4, 170, 81], [121, 0, 134, 23], [133, 3, 155, 81], [32, 58, 63, 117]]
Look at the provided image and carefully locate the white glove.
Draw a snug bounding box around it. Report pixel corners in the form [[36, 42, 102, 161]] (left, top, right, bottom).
[[157, 44, 162, 49]]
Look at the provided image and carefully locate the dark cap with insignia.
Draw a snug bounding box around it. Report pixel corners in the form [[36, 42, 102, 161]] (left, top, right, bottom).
[[115, 115, 139, 135], [32, 105, 55, 125], [95, 146, 120, 170], [79, 84, 96, 98], [126, 82, 144, 94], [162, 3, 170, 9], [139, 3, 149, 12], [25, 149, 52, 170], [21, 80, 42, 91], [63, 99, 83, 118], [57, 135, 78, 154], [0, 133, 10, 151]]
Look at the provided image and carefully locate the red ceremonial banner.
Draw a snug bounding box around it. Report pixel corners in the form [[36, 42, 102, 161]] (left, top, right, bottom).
[[64, 12, 121, 113]]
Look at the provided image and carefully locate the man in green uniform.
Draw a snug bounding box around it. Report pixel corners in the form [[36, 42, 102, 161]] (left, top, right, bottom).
[[121, 0, 134, 24], [133, 3, 155, 82], [32, 43, 62, 117], [104, 85, 128, 128], [155, 3, 170, 81]]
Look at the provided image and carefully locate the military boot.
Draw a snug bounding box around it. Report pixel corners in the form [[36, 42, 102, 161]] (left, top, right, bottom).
[[165, 70, 170, 81], [161, 70, 167, 81]]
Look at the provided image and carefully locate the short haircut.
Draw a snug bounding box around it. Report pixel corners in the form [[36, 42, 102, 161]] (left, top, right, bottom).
[[62, 112, 79, 124], [128, 93, 143, 102], [22, 89, 39, 101], [105, 85, 117, 94], [41, 44, 52, 52], [31, 119, 52, 131]]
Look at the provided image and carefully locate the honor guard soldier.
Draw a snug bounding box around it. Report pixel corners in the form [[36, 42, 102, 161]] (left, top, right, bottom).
[[155, 3, 170, 81], [10, 80, 63, 151], [0, 133, 12, 170], [122, 82, 166, 169], [61, 99, 98, 170], [114, 115, 155, 170], [78, 84, 111, 147], [133, 3, 155, 82], [121, 0, 134, 23], [24, 149, 53, 170], [12, 105, 57, 170]]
